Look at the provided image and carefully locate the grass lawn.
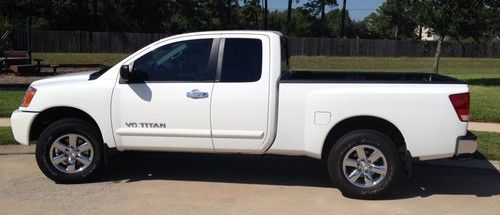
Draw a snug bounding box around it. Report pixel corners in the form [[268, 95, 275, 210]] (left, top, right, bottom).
[[32, 53, 128, 66], [470, 86, 500, 123], [0, 127, 16, 145], [0, 90, 24, 117], [474, 131, 500, 160]]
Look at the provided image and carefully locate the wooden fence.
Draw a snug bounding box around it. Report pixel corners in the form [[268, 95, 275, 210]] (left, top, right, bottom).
[[31, 30, 500, 57]]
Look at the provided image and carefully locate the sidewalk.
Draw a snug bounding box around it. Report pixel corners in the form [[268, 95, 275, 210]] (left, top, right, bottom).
[[468, 122, 500, 133], [3, 118, 500, 133], [0, 118, 9, 127]]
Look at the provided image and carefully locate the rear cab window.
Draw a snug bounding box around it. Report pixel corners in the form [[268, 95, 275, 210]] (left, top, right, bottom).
[[219, 38, 262, 82]]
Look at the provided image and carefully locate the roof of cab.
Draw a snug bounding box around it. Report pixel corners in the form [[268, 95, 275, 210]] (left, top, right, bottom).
[[157, 30, 283, 43], [174, 30, 283, 37]]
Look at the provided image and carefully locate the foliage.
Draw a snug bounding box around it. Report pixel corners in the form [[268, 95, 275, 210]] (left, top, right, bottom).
[[0, 0, 497, 41], [365, 0, 418, 39], [413, 0, 490, 42], [301, 0, 337, 36]]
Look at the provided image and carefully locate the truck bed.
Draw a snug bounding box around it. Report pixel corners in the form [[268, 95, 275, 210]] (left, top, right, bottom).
[[280, 71, 464, 84]]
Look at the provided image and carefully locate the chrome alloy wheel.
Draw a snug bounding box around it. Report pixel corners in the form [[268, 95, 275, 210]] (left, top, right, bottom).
[[49, 134, 94, 174], [342, 144, 387, 188]]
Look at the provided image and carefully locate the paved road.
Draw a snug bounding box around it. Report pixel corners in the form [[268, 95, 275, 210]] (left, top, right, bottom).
[[0, 153, 499, 214]]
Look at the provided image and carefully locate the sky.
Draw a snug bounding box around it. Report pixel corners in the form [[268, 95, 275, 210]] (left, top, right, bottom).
[[267, 0, 385, 20]]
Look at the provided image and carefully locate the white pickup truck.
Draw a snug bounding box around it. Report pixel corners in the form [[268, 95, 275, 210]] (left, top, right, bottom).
[[11, 31, 477, 199]]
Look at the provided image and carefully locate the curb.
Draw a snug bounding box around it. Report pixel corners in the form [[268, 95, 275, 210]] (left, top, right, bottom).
[[468, 122, 500, 133], [0, 118, 10, 127], [0, 145, 498, 172], [0, 145, 35, 155]]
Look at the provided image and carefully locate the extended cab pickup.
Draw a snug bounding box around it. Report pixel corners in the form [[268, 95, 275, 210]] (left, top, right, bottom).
[[11, 31, 477, 199]]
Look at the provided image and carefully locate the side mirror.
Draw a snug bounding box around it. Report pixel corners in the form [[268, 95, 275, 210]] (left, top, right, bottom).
[[120, 65, 131, 81]]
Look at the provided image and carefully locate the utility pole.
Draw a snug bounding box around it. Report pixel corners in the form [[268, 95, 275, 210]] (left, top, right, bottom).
[[340, 0, 347, 37]]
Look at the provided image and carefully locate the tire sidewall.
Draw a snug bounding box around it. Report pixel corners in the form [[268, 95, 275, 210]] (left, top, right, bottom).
[[36, 119, 103, 183], [327, 129, 401, 199]]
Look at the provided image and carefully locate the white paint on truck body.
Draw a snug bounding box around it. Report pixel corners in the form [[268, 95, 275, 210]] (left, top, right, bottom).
[[11, 30, 470, 162]]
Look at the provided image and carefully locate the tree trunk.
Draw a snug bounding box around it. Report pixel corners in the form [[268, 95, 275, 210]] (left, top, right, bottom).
[[433, 37, 444, 74], [255, 0, 260, 29], [226, 0, 231, 29], [320, 1, 325, 36], [218, 0, 225, 28], [394, 26, 399, 39], [263, 0, 268, 30], [340, 0, 347, 37], [287, 0, 293, 32]]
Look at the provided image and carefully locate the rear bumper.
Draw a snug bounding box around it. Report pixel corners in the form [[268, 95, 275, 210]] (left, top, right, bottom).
[[10, 109, 38, 145], [455, 131, 478, 156]]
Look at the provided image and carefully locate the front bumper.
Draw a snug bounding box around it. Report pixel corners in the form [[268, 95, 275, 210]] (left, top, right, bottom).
[[10, 109, 38, 145], [455, 131, 478, 156]]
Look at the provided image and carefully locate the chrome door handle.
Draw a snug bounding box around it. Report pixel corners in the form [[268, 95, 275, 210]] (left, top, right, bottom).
[[186, 89, 209, 99]]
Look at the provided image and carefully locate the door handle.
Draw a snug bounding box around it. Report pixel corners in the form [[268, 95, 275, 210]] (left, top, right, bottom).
[[186, 89, 209, 99]]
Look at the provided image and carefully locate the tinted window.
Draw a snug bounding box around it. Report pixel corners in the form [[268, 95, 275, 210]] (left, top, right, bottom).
[[220, 38, 262, 82], [132, 39, 213, 81]]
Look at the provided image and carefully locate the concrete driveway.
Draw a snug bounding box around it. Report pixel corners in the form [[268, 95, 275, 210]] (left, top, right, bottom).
[[1, 152, 499, 215]]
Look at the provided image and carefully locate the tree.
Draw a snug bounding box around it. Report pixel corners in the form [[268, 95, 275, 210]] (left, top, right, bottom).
[[269, 8, 313, 36], [287, 0, 301, 32], [366, 0, 417, 40], [413, 0, 489, 73], [339, 0, 346, 37], [242, 0, 262, 29], [483, 0, 500, 40], [263, 0, 268, 29], [303, 0, 338, 36]]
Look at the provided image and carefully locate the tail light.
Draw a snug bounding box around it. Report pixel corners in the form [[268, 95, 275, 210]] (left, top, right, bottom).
[[449, 92, 469, 122]]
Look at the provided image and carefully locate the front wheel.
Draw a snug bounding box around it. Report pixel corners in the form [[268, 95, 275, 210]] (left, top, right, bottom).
[[327, 129, 402, 199], [36, 118, 103, 183]]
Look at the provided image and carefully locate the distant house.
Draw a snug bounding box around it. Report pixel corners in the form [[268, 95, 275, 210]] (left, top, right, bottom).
[[416, 27, 451, 41], [419, 27, 440, 41]]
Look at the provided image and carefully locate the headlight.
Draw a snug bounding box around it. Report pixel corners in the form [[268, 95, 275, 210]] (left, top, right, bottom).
[[21, 86, 37, 107]]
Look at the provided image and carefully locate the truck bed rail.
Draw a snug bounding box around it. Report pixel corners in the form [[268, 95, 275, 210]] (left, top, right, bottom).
[[280, 71, 464, 84]]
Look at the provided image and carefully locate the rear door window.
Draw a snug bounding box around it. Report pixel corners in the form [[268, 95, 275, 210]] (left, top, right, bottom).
[[220, 38, 262, 82]]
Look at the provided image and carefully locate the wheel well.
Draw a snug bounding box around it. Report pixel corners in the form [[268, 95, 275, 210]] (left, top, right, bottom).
[[30, 107, 101, 141], [321, 116, 406, 160]]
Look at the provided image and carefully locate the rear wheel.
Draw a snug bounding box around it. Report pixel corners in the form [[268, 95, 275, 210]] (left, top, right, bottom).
[[36, 118, 103, 183], [327, 129, 402, 199]]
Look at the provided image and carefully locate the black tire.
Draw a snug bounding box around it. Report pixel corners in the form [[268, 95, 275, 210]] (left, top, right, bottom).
[[36, 118, 103, 183], [327, 129, 402, 199]]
